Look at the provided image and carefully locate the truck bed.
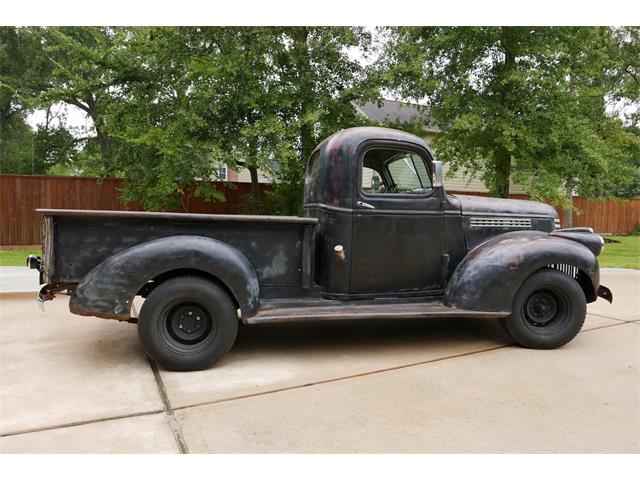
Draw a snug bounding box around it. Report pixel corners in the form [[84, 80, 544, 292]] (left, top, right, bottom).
[[38, 209, 318, 292]]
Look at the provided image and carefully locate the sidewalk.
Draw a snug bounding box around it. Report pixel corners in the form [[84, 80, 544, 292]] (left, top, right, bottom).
[[0, 267, 39, 294]]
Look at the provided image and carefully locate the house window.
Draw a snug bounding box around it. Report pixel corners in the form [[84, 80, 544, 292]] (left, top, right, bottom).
[[217, 166, 228, 181]]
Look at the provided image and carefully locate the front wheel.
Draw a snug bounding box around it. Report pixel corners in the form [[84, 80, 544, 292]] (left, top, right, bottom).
[[500, 269, 586, 349], [138, 276, 238, 371]]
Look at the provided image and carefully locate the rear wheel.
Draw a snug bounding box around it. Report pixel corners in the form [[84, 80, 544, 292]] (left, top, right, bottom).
[[138, 276, 238, 371], [500, 269, 586, 349]]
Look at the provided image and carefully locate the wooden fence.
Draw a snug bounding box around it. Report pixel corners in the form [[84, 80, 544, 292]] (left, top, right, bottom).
[[0, 175, 272, 245], [572, 196, 640, 235], [1, 174, 639, 245]]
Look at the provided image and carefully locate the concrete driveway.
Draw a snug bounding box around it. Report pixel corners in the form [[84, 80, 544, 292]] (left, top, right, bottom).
[[1, 269, 638, 453]]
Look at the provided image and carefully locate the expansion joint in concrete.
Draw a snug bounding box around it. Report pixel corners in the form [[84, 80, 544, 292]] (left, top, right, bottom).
[[149, 360, 189, 454]]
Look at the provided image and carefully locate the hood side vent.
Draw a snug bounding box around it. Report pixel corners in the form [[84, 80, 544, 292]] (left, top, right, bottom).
[[469, 217, 532, 228]]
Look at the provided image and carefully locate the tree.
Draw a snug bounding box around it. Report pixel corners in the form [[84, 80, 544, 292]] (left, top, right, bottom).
[[97, 27, 228, 210], [184, 27, 295, 210], [3, 27, 378, 213], [33, 27, 145, 176], [97, 27, 292, 211], [606, 27, 640, 126], [115, 27, 376, 213], [266, 27, 376, 214], [0, 27, 50, 174], [0, 114, 34, 174], [382, 27, 640, 213]]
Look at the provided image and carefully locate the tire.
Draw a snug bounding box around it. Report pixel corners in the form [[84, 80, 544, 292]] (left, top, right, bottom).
[[500, 269, 586, 349], [138, 276, 238, 371]]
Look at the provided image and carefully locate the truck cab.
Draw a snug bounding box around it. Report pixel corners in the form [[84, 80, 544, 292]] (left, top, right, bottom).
[[30, 127, 612, 371], [304, 127, 555, 298]]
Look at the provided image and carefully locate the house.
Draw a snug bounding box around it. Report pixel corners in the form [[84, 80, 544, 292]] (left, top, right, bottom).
[[214, 164, 272, 184], [225, 98, 527, 195]]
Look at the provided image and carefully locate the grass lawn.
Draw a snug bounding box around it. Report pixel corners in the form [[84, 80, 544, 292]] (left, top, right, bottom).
[[599, 236, 639, 270], [0, 248, 42, 267]]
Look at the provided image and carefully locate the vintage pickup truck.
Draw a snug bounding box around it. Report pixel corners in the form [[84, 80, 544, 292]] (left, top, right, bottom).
[[29, 127, 612, 370]]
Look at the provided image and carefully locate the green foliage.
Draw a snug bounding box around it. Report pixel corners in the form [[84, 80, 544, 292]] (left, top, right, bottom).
[[4, 26, 637, 214], [36, 27, 162, 175], [184, 27, 295, 205], [0, 27, 50, 118], [606, 27, 640, 126], [233, 27, 377, 214], [0, 115, 35, 174], [113, 26, 376, 213], [34, 26, 375, 211], [0, 27, 50, 174], [382, 27, 640, 204]]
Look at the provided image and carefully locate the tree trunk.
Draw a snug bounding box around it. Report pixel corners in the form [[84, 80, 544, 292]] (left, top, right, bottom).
[[0, 103, 10, 133], [93, 121, 113, 173], [493, 28, 517, 198], [85, 94, 114, 175], [294, 27, 315, 162], [563, 185, 574, 228], [493, 151, 512, 198], [249, 164, 259, 199]]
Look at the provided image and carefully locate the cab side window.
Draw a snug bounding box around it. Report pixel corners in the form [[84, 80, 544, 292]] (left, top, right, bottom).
[[362, 149, 432, 195]]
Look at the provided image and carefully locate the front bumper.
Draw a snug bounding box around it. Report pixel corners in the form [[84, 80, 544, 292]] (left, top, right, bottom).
[[597, 284, 613, 303]]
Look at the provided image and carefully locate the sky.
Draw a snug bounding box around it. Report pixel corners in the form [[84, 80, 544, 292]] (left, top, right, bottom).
[[27, 103, 94, 135]]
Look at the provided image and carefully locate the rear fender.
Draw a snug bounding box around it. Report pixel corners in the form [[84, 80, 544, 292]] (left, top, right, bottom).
[[445, 231, 600, 313], [69, 235, 259, 321]]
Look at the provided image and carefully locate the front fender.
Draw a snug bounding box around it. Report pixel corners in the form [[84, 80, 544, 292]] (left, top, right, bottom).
[[69, 235, 260, 321], [445, 231, 600, 313]]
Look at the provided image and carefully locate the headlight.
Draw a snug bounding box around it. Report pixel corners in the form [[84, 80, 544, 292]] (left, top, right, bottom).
[[599, 235, 605, 254], [554, 218, 561, 230]]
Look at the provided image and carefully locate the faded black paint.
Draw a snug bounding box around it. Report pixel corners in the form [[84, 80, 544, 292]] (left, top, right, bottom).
[[69, 236, 260, 321], [45, 213, 314, 287], [445, 230, 602, 312], [34, 127, 610, 326]]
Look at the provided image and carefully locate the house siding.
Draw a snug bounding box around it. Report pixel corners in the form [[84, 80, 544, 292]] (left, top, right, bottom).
[[421, 133, 528, 195], [231, 167, 272, 184]]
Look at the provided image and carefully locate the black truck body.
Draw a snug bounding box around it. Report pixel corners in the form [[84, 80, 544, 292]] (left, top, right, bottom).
[[30, 127, 612, 370]]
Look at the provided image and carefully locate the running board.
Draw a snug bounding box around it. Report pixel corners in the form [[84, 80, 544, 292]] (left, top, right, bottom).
[[246, 300, 510, 325]]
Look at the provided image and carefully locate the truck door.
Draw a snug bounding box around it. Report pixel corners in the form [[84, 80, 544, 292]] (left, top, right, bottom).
[[350, 144, 445, 295]]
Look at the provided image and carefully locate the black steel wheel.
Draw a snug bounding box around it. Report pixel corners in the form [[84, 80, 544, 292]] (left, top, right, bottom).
[[138, 276, 238, 371], [500, 269, 586, 349], [162, 302, 214, 350]]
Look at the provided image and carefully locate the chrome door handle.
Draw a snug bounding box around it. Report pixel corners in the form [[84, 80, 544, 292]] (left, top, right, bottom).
[[356, 201, 375, 209]]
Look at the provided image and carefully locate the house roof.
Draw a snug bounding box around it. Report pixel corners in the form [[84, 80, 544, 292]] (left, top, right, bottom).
[[355, 99, 440, 132]]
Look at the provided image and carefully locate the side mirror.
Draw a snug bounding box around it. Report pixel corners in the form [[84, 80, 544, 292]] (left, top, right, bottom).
[[432, 160, 444, 187]]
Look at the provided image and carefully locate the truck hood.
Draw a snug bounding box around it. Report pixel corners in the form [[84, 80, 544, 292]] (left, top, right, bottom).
[[453, 194, 558, 219]]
